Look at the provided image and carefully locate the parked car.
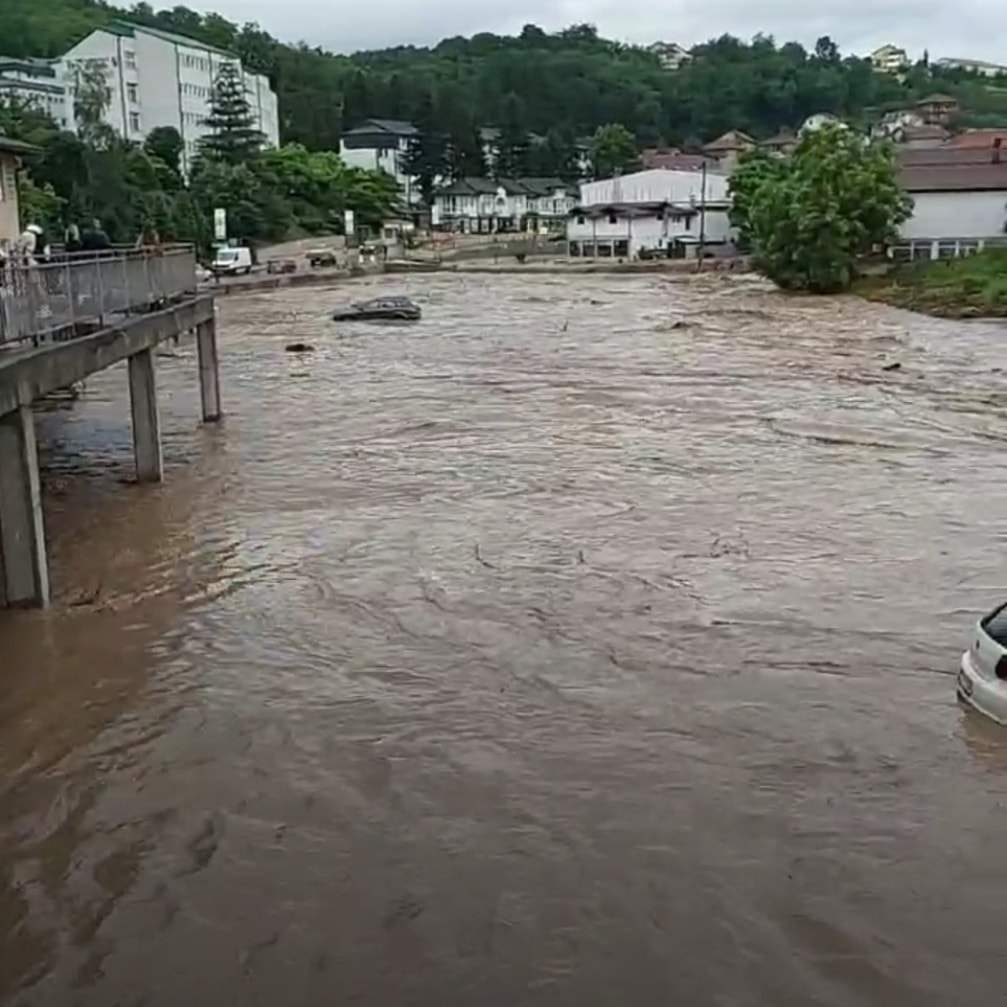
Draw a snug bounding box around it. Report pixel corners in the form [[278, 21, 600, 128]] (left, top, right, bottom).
[[307, 249, 338, 268], [958, 602, 1007, 724], [212, 246, 253, 276]]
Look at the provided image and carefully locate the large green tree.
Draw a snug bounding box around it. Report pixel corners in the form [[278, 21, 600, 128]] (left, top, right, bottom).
[[590, 123, 638, 178], [741, 125, 912, 293]]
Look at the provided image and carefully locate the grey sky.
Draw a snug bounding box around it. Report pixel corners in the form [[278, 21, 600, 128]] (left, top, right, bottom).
[[184, 0, 1006, 62]]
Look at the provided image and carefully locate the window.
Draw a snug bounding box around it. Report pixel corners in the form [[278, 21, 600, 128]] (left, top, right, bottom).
[[129, 111, 140, 132], [984, 604, 1007, 645], [125, 50, 136, 68], [608, 213, 617, 225], [127, 83, 137, 103], [576, 214, 585, 225]]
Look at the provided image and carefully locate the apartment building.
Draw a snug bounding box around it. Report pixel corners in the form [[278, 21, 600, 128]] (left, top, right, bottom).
[[0, 57, 73, 129], [58, 20, 279, 173]]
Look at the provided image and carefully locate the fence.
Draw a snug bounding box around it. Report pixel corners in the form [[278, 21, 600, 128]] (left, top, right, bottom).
[[888, 237, 1007, 263], [0, 246, 197, 347]]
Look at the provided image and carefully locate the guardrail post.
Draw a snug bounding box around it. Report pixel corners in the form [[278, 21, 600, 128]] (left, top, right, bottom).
[[128, 348, 163, 482], [0, 404, 50, 607], [197, 315, 221, 422]]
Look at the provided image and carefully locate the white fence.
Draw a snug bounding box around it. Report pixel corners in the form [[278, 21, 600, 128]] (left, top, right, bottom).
[[888, 236, 1007, 262], [0, 246, 196, 347]]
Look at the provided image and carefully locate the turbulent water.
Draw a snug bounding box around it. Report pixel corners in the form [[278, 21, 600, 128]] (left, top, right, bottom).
[[2, 272, 1007, 1006]]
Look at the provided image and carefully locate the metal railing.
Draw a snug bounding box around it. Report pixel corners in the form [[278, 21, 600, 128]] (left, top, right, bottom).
[[888, 236, 1007, 262], [0, 245, 197, 347]]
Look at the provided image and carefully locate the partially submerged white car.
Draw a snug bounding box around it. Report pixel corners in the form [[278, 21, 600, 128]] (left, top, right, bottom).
[[958, 604, 1007, 725]]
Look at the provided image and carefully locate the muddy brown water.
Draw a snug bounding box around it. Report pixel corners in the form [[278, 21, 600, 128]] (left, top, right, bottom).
[[2, 273, 1007, 1006]]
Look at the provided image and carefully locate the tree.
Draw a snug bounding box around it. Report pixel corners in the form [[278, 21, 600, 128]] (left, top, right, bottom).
[[742, 125, 912, 293], [728, 148, 787, 248], [590, 123, 638, 178], [494, 93, 530, 177], [401, 91, 447, 204], [144, 126, 183, 176], [198, 62, 264, 164], [72, 60, 111, 140], [528, 126, 580, 180], [814, 36, 839, 64]]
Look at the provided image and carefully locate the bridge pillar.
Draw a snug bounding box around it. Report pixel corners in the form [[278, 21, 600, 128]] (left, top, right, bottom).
[[128, 348, 163, 483], [196, 318, 221, 422], [0, 405, 50, 608]]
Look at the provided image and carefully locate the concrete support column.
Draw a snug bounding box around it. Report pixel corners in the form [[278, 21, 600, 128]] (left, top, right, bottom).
[[196, 318, 221, 422], [128, 348, 163, 483], [0, 405, 49, 607]]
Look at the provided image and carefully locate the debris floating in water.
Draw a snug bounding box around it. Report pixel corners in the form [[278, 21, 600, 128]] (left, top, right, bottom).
[[285, 342, 315, 353]]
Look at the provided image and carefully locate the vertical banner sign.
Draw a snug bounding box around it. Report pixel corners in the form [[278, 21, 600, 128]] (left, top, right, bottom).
[[214, 208, 227, 242], [344, 210, 355, 237]]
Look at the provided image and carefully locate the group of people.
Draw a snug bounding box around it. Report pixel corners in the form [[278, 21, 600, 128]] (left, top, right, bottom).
[[0, 219, 113, 270]]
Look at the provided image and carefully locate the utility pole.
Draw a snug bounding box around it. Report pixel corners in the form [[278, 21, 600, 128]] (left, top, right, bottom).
[[698, 161, 707, 270]]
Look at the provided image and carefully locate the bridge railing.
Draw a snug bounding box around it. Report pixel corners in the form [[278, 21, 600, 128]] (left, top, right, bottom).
[[0, 245, 197, 347]]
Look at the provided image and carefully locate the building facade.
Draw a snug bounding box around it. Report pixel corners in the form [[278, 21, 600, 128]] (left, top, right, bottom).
[[58, 21, 278, 174], [898, 147, 1007, 240], [0, 135, 38, 246], [936, 57, 1007, 77], [702, 130, 756, 172], [339, 119, 420, 204], [0, 58, 73, 129], [566, 169, 734, 259], [648, 42, 692, 71], [870, 45, 909, 74], [432, 177, 577, 233]]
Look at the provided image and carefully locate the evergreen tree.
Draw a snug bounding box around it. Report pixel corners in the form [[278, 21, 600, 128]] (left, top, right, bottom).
[[401, 91, 447, 204], [199, 62, 264, 164], [494, 93, 530, 178]]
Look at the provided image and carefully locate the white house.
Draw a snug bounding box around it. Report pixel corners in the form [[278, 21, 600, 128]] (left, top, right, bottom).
[[936, 57, 1007, 77], [898, 147, 1007, 240], [567, 168, 734, 259], [870, 45, 909, 74], [339, 119, 420, 204], [58, 20, 279, 174], [648, 42, 692, 71], [432, 177, 577, 233], [0, 57, 73, 129]]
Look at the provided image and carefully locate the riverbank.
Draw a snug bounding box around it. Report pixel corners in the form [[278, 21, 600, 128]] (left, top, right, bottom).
[[855, 249, 1007, 318]]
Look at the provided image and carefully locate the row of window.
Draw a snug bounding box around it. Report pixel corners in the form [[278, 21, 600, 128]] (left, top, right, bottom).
[[180, 53, 212, 73], [181, 82, 210, 98]]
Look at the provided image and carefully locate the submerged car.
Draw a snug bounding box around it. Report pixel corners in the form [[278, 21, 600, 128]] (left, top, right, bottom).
[[958, 603, 1007, 725], [331, 296, 421, 322]]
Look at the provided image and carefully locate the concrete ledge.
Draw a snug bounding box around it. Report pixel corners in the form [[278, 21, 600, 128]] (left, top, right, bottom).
[[0, 296, 215, 417]]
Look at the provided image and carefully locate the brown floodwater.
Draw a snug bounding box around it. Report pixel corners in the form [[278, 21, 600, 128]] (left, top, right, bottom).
[[2, 272, 1007, 1006]]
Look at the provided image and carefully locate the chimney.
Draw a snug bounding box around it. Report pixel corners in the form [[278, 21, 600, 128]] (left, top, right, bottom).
[[994, 138, 1002, 165]]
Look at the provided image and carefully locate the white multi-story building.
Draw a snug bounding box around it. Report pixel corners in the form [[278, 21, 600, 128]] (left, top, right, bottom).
[[567, 168, 734, 259], [432, 177, 577, 233], [339, 119, 419, 204], [58, 20, 278, 174], [870, 44, 909, 74], [0, 57, 73, 129]]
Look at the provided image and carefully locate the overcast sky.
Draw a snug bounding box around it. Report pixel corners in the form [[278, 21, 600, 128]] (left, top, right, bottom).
[[181, 0, 1006, 62]]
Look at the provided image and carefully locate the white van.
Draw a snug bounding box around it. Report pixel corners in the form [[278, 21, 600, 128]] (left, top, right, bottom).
[[212, 246, 253, 276]]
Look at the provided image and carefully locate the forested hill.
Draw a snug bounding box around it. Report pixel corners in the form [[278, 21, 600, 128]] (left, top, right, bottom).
[[5, 0, 1007, 150]]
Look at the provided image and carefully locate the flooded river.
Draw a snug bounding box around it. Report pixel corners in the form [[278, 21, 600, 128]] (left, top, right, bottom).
[[2, 273, 1007, 1005]]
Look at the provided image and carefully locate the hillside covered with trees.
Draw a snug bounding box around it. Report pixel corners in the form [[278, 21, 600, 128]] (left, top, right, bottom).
[[5, 0, 1007, 154]]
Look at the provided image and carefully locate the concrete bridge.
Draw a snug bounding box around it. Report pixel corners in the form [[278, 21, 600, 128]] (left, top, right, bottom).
[[0, 246, 218, 608]]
